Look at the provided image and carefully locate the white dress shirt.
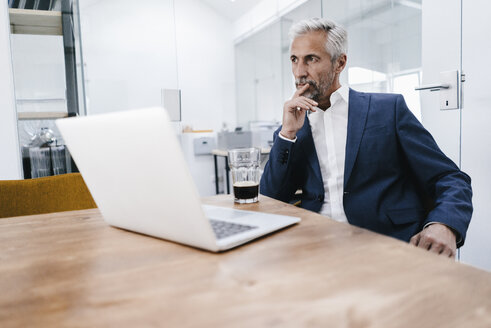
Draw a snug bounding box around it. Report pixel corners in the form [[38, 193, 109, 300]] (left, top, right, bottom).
[[280, 85, 349, 222], [309, 85, 349, 222]]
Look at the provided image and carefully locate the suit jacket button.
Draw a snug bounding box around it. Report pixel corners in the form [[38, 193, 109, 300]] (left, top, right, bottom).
[[343, 191, 349, 195]]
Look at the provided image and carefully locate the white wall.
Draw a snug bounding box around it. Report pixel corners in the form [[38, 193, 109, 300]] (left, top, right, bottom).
[[459, 0, 491, 271], [0, 2, 22, 180], [79, 0, 235, 133], [79, 0, 180, 115], [174, 0, 236, 131], [174, 0, 236, 195], [79, 0, 236, 195]]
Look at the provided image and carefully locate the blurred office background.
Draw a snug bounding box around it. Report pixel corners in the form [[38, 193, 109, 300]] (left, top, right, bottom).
[[1, 0, 490, 270]]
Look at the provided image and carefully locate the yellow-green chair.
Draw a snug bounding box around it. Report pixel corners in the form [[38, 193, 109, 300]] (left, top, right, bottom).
[[0, 173, 97, 219]]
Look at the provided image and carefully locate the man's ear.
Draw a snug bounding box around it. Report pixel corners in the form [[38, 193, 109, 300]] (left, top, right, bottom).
[[335, 54, 347, 73]]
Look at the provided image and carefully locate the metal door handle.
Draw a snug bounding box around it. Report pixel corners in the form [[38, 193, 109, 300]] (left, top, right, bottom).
[[415, 84, 450, 91], [414, 70, 459, 110]]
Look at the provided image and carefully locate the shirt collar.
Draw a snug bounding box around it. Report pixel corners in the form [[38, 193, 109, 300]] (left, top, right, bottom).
[[329, 85, 349, 108], [308, 85, 349, 122]]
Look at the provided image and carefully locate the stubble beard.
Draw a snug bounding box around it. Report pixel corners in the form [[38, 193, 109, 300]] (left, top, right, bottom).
[[295, 69, 336, 104]]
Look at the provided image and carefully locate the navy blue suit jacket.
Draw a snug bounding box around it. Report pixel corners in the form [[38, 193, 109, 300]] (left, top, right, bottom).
[[260, 89, 473, 246]]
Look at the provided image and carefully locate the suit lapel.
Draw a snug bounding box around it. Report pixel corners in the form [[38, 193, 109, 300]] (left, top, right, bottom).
[[297, 115, 323, 185], [344, 89, 370, 188]]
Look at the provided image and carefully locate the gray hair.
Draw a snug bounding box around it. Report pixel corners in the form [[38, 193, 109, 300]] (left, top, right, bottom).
[[289, 18, 348, 62]]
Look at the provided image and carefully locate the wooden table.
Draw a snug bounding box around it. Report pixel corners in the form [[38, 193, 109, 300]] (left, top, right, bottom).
[[1, 195, 490, 327]]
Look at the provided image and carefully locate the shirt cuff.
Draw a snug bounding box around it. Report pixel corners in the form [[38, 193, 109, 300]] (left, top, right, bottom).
[[278, 132, 297, 143], [423, 221, 462, 244]]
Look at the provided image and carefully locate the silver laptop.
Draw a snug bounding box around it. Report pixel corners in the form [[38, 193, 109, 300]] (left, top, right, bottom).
[[56, 107, 300, 252]]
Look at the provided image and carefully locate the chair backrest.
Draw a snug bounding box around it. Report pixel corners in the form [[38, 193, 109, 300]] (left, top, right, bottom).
[[0, 173, 97, 219]]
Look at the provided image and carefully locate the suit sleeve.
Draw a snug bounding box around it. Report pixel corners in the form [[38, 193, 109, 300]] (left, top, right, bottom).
[[395, 95, 473, 247], [260, 128, 300, 203]]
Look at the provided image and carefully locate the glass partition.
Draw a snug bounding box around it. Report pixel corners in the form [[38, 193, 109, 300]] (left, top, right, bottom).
[[280, 0, 323, 111], [235, 20, 282, 127], [322, 0, 422, 119], [235, 0, 422, 125], [235, 0, 322, 128]]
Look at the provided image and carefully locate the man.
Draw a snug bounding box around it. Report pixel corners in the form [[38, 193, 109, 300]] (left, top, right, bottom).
[[260, 18, 473, 258]]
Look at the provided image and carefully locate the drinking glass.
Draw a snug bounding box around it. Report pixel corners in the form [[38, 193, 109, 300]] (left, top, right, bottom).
[[228, 148, 261, 204], [50, 145, 66, 175], [29, 147, 51, 178]]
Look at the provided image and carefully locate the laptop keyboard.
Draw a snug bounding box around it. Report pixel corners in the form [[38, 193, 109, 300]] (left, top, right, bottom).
[[209, 219, 257, 240]]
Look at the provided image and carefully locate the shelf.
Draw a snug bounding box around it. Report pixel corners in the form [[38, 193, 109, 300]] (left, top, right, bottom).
[[16, 97, 66, 103], [18, 112, 69, 120], [9, 9, 62, 36]]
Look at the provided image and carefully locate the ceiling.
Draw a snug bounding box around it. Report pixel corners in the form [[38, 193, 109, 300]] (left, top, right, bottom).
[[79, 0, 263, 20], [201, 0, 264, 21]]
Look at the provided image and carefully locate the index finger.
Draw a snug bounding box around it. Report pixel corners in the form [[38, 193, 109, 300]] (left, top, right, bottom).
[[442, 247, 456, 259], [293, 83, 310, 98], [410, 233, 421, 246]]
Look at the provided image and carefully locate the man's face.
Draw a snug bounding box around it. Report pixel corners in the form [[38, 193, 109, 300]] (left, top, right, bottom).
[[290, 31, 337, 105]]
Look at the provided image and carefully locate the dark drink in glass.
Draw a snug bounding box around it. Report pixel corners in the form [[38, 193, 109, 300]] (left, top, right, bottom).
[[228, 148, 261, 204], [233, 181, 259, 202]]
